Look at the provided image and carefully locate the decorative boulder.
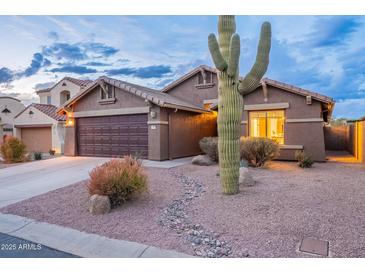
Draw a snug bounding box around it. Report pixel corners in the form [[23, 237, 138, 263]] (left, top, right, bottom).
[[192, 155, 214, 166], [239, 167, 255, 187], [88, 194, 111, 215]]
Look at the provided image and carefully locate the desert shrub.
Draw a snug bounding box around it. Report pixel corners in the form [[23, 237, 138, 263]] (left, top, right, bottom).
[[295, 151, 314, 168], [199, 137, 218, 162], [87, 155, 148, 208], [34, 152, 42, 160], [240, 137, 279, 167], [49, 149, 56, 156], [0, 136, 27, 163]]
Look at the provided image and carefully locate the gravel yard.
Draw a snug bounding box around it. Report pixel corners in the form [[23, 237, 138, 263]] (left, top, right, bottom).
[[1, 161, 364, 258]]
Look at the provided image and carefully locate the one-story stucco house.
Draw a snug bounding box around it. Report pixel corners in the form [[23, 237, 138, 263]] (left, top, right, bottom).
[[0, 96, 25, 143], [58, 65, 334, 161], [13, 77, 92, 154]]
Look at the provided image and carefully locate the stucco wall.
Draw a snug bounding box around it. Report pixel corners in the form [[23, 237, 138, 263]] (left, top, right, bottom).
[[166, 73, 218, 108], [241, 85, 326, 161], [73, 85, 147, 112], [168, 110, 217, 159], [38, 92, 51, 104], [49, 79, 82, 107], [14, 106, 64, 154], [0, 97, 25, 125], [148, 106, 169, 160]]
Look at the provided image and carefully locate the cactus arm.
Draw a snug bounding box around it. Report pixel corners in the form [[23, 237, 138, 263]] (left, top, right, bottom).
[[208, 33, 227, 71], [227, 33, 240, 77], [238, 21, 271, 95]]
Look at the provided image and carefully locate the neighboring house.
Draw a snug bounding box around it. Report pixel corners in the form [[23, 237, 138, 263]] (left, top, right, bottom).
[[13, 77, 92, 154], [13, 104, 65, 153], [0, 96, 25, 143], [36, 77, 93, 106], [57, 65, 334, 161]]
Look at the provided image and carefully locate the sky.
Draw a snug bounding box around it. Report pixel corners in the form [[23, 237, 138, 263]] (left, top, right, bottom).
[[0, 15, 364, 119]]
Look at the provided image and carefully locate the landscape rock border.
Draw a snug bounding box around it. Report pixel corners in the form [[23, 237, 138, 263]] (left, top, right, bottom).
[[158, 170, 233, 258]]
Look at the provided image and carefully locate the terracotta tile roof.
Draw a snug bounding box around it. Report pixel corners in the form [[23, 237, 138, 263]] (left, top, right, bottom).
[[262, 78, 335, 104], [15, 104, 66, 121], [35, 77, 93, 94], [59, 76, 209, 114], [63, 77, 93, 87], [161, 65, 217, 93]]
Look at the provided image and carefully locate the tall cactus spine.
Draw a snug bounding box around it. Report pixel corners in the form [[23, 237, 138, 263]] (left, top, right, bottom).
[[208, 15, 271, 195]]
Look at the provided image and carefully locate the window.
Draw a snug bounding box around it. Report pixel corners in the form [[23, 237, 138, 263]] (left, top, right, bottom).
[[101, 84, 114, 100], [60, 90, 71, 105], [47, 96, 51, 104], [249, 110, 285, 144], [196, 70, 215, 89]]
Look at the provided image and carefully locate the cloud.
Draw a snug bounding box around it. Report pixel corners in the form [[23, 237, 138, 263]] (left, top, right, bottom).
[[154, 78, 174, 88], [42, 42, 119, 61], [0, 91, 21, 98], [106, 65, 172, 79], [333, 98, 365, 119], [83, 61, 110, 67], [84, 43, 119, 57], [43, 43, 86, 60], [47, 31, 59, 40], [49, 65, 97, 74], [0, 68, 14, 84], [19, 53, 51, 77], [34, 81, 55, 90], [306, 16, 361, 48]]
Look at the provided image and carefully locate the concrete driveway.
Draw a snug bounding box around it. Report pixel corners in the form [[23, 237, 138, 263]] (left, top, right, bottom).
[[0, 156, 192, 208], [0, 157, 110, 208]]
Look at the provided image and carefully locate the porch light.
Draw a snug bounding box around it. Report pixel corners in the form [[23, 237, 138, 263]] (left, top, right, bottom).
[[28, 110, 34, 118], [67, 119, 74, 127], [65, 112, 75, 127]]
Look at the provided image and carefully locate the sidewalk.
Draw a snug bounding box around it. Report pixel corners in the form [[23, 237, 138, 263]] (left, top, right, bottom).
[[0, 213, 192, 258]]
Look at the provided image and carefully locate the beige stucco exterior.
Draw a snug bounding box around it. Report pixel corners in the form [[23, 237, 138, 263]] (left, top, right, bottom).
[[47, 79, 85, 107], [61, 67, 332, 162], [0, 97, 25, 142], [241, 86, 328, 161], [64, 82, 216, 160], [38, 91, 51, 104], [13, 106, 64, 154]]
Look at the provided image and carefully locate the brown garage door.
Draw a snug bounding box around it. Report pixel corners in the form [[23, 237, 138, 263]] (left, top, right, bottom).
[[77, 114, 148, 158], [21, 127, 52, 153]]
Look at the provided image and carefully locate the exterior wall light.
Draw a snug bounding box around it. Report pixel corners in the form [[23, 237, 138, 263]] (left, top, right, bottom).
[[28, 110, 34, 118], [150, 111, 156, 118]]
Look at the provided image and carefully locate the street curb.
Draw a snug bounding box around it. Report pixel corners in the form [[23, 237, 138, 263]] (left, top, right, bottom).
[[0, 213, 193, 258]]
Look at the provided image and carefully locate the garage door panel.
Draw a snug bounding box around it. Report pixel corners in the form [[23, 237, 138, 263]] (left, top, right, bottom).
[[77, 114, 148, 158], [21, 127, 52, 153]]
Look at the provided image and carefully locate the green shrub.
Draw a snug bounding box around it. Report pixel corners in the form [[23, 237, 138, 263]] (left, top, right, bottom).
[[295, 151, 314, 168], [199, 137, 218, 162], [34, 152, 42, 160], [49, 149, 56, 156], [0, 136, 27, 163], [240, 137, 279, 167], [87, 155, 148, 208]]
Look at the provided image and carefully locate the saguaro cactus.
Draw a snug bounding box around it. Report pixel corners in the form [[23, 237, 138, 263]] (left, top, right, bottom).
[[208, 15, 271, 194]]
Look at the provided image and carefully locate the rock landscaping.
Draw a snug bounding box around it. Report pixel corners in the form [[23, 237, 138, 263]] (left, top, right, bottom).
[[1, 161, 365, 257], [159, 170, 232, 257], [88, 194, 111, 215], [191, 155, 214, 166]]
